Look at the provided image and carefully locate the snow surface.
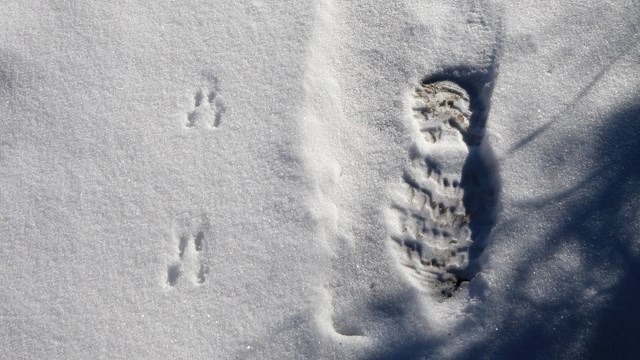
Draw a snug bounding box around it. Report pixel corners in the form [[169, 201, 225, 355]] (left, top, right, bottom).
[[1, 0, 639, 359]]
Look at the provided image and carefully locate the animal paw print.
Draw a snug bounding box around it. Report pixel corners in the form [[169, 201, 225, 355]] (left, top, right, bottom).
[[185, 87, 224, 129], [166, 227, 209, 287]]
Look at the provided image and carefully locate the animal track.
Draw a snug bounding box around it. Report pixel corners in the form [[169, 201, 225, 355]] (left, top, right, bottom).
[[185, 87, 224, 128], [388, 80, 497, 300], [166, 218, 210, 287]]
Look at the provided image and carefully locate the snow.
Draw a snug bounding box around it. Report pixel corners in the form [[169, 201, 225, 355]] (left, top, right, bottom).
[[1, 0, 639, 359]]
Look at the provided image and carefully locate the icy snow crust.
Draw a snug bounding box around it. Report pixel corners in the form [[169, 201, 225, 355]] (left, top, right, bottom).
[[1, 0, 639, 359]]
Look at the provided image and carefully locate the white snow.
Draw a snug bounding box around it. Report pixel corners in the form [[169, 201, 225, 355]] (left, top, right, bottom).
[[1, 0, 639, 359]]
